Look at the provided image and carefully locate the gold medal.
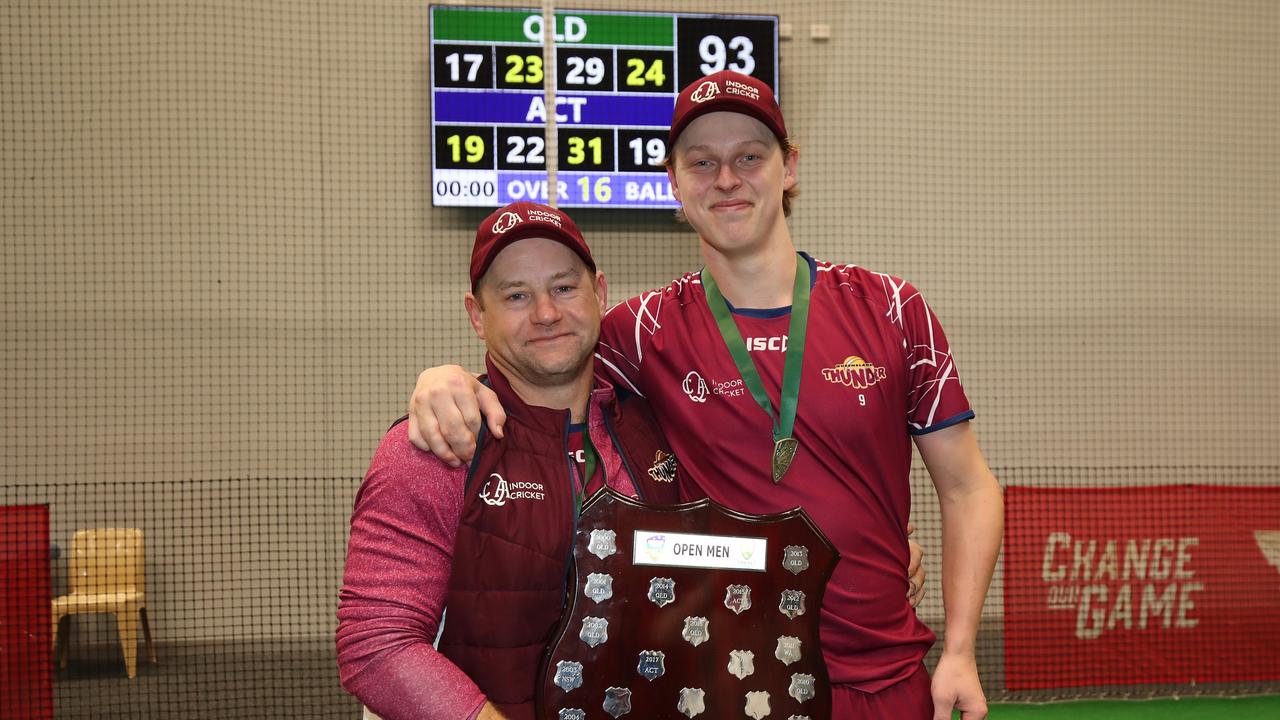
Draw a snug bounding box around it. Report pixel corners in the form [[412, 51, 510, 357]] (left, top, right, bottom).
[[703, 257, 812, 487], [772, 437, 799, 483]]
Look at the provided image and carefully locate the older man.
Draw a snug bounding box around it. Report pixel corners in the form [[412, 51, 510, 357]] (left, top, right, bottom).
[[337, 202, 681, 720]]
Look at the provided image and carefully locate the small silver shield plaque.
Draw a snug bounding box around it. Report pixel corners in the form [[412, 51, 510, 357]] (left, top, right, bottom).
[[677, 687, 706, 718], [744, 690, 771, 720], [724, 583, 752, 615], [603, 687, 632, 718], [647, 577, 676, 607], [786, 716, 812, 720], [788, 673, 816, 703], [782, 545, 810, 574], [775, 635, 802, 665], [558, 710, 585, 720], [584, 572, 613, 603], [779, 589, 806, 619], [554, 660, 584, 692], [727, 649, 755, 679], [588, 529, 617, 559], [580, 616, 609, 648], [681, 616, 710, 646], [636, 649, 666, 681]]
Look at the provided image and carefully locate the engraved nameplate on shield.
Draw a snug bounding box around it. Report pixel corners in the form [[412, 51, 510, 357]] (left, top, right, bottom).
[[724, 583, 752, 614], [588, 529, 617, 559], [602, 687, 631, 718], [647, 577, 676, 607], [745, 691, 771, 720], [782, 545, 810, 574], [538, 490, 839, 720], [579, 617, 608, 648], [584, 572, 613, 603], [636, 650, 665, 681], [789, 673, 816, 703], [779, 589, 806, 619], [554, 661, 583, 692], [682, 616, 710, 646], [558, 710, 585, 720], [775, 635, 802, 665]]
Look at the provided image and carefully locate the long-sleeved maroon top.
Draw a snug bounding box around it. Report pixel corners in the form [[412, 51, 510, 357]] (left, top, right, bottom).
[[336, 386, 636, 720]]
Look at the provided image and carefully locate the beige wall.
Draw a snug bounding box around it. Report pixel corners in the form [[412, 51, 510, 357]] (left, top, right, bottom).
[[3, 0, 1277, 641]]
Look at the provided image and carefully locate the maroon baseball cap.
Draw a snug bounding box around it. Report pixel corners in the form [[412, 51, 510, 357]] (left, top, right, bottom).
[[470, 201, 595, 291], [668, 70, 788, 148]]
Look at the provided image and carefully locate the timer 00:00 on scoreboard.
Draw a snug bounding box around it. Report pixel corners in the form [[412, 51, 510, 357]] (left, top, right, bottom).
[[429, 5, 778, 209]]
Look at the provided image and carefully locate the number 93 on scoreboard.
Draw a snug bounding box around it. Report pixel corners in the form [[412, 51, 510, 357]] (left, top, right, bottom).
[[429, 5, 778, 209]]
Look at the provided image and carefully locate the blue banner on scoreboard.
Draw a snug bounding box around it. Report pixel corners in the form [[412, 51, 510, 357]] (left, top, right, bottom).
[[433, 91, 675, 128]]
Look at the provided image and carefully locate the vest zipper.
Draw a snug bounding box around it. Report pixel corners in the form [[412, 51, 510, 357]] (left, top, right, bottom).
[[559, 414, 581, 605], [462, 422, 490, 492]]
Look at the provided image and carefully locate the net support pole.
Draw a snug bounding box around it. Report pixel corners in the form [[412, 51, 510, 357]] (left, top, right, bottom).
[[542, 1, 557, 208]]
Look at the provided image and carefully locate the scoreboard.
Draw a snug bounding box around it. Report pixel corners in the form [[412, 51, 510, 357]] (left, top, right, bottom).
[[429, 6, 778, 209]]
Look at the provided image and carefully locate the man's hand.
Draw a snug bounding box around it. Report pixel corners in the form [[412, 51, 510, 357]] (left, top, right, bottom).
[[907, 522, 926, 608], [915, 422, 1001, 720], [407, 365, 505, 465], [931, 652, 987, 720]]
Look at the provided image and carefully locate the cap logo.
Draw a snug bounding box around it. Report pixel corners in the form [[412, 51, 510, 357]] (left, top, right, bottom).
[[524, 207, 564, 228], [690, 80, 720, 104], [491, 211, 521, 234], [724, 78, 761, 101]]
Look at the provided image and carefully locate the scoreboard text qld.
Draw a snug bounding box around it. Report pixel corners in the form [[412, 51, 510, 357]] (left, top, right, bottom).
[[429, 6, 778, 209]]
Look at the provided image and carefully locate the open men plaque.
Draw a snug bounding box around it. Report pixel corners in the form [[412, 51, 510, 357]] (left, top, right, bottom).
[[537, 489, 838, 720]]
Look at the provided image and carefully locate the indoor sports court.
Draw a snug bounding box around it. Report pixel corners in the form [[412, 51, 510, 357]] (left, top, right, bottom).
[[2, 1, 1277, 718]]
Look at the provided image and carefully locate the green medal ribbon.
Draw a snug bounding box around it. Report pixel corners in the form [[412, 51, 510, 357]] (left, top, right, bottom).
[[701, 255, 811, 483], [582, 429, 599, 496]]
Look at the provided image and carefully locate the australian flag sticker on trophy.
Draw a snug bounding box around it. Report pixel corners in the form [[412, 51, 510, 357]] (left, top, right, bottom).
[[536, 489, 839, 720]]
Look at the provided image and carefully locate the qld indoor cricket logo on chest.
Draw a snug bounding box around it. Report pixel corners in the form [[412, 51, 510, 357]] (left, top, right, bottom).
[[821, 355, 887, 389], [681, 370, 745, 403], [478, 472, 546, 507]]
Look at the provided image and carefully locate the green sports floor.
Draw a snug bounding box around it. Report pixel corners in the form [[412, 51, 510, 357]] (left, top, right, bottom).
[[988, 695, 1280, 719]]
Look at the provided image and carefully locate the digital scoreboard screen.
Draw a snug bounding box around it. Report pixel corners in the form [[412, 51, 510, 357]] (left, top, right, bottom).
[[429, 5, 778, 209]]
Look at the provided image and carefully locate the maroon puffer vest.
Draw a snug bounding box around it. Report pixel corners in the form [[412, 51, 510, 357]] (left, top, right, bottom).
[[438, 359, 681, 720]]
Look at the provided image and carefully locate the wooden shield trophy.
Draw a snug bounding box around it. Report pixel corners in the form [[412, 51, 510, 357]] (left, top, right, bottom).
[[536, 489, 839, 720]]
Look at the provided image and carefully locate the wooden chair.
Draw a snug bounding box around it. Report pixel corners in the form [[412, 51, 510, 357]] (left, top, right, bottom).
[[51, 528, 157, 678]]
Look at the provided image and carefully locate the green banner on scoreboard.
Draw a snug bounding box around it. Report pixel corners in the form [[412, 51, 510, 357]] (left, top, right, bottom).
[[432, 7, 673, 47]]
